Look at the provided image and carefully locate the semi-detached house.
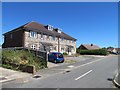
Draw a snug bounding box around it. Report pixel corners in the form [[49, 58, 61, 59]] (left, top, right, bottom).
[[2, 21, 77, 55]]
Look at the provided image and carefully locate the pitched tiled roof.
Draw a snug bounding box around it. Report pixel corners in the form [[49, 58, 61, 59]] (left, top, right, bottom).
[[81, 44, 100, 50], [107, 48, 114, 52], [115, 48, 120, 52], [4, 21, 76, 41]]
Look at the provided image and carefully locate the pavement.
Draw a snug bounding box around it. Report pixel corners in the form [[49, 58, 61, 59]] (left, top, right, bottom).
[[0, 67, 32, 83]]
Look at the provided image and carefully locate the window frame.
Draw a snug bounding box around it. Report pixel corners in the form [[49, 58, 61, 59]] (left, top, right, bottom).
[[30, 31, 37, 38], [52, 36, 56, 41]]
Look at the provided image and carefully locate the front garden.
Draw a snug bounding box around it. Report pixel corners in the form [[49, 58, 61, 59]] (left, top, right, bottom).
[[1, 49, 47, 73]]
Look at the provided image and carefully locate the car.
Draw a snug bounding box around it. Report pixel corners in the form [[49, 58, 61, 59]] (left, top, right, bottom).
[[48, 52, 64, 63]]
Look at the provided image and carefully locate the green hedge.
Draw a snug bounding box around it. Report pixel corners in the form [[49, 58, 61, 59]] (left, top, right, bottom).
[[77, 49, 107, 55], [2, 50, 47, 71]]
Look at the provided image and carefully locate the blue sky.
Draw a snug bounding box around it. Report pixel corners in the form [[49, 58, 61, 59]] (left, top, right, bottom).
[[2, 2, 118, 48]]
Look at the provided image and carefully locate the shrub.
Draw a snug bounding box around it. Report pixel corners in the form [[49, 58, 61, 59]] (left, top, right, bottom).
[[76, 48, 80, 53], [79, 49, 107, 55], [63, 52, 68, 55], [2, 50, 47, 71]]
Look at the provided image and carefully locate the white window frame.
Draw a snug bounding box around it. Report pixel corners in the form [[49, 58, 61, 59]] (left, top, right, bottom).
[[30, 31, 37, 38], [48, 25, 53, 31], [31, 44, 36, 50]]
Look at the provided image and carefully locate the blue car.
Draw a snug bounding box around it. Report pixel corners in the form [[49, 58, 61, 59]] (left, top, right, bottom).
[[48, 52, 64, 63]]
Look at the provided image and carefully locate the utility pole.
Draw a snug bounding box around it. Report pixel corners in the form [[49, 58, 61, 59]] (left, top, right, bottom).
[[58, 36, 60, 52]]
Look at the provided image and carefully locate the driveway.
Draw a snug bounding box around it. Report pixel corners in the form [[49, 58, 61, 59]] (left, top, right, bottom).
[[47, 55, 103, 68]]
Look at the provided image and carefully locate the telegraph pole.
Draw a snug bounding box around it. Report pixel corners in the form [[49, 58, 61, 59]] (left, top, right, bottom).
[[58, 36, 60, 52]]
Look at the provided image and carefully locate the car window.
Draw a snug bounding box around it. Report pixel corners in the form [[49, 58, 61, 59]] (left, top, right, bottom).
[[58, 53, 63, 58]]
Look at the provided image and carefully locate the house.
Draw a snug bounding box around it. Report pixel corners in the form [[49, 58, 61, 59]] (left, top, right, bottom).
[[107, 48, 114, 53], [2, 21, 77, 55], [115, 48, 120, 54], [78, 44, 100, 50], [107, 48, 120, 54]]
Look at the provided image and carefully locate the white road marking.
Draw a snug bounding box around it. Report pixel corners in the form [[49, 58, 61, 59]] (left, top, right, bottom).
[[113, 73, 120, 87], [75, 70, 92, 80], [68, 65, 74, 68]]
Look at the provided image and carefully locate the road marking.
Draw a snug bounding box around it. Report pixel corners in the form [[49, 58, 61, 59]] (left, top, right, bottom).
[[68, 65, 74, 68], [75, 70, 92, 80]]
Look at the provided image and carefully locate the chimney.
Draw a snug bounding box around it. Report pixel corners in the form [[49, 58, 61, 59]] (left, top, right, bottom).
[[91, 44, 93, 46]]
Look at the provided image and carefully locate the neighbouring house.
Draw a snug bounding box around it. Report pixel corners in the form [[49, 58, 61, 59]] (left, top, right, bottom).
[[78, 44, 100, 50], [115, 48, 120, 54], [107, 48, 114, 53], [2, 21, 77, 55], [107, 48, 120, 54]]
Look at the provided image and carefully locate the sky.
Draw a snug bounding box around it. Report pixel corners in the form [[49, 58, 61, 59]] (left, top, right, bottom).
[[2, 2, 118, 48]]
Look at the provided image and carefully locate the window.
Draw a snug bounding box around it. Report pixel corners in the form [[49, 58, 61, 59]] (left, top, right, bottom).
[[53, 46, 56, 50], [72, 41, 75, 43], [47, 25, 53, 31], [67, 40, 69, 43], [30, 31, 37, 38], [61, 38, 64, 42], [31, 45, 36, 49], [52, 36, 55, 41], [41, 34, 43, 39], [47, 35, 49, 40], [10, 34, 12, 39], [61, 48, 64, 51], [44, 35, 47, 40]]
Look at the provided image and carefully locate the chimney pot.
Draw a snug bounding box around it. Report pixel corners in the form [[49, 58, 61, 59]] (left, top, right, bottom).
[[91, 44, 93, 46]]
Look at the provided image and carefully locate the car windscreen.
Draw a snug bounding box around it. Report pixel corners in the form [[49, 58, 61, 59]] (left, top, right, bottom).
[[58, 53, 63, 58]]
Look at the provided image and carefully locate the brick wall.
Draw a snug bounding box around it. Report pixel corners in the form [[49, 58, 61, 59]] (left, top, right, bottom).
[[2, 29, 24, 48]]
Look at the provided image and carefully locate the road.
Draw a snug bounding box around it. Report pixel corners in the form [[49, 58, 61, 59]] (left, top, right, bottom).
[[2, 55, 118, 88]]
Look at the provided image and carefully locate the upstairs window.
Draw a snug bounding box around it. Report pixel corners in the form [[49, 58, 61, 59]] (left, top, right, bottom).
[[40, 33, 43, 39], [61, 37, 64, 42], [30, 31, 37, 38], [52, 36, 55, 41], [47, 35, 49, 40], [44, 35, 47, 40], [47, 25, 53, 31], [10, 34, 12, 39]]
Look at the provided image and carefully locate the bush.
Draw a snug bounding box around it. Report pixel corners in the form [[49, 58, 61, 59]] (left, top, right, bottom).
[[2, 50, 47, 71], [78, 49, 107, 55], [63, 52, 68, 55]]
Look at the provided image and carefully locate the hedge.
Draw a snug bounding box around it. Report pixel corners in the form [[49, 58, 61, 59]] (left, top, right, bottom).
[[63, 52, 68, 55], [77, 49, 108, 55]]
